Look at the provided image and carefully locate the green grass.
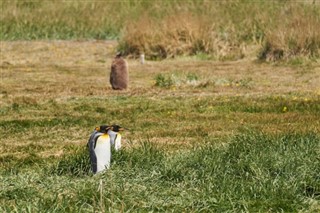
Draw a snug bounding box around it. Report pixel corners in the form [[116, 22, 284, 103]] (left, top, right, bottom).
[[1, 131, 319, 212], [1, 93, 319, 212]]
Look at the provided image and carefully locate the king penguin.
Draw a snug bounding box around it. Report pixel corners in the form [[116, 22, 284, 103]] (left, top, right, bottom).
[[87, 125, 125, 174], [108, 124, 125, 151]]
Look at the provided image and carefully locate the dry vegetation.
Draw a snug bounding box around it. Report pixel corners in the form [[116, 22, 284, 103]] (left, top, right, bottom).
[[1, 1, 320, 61], [118, 1, 320, 60], [260, 4, 320, 61]]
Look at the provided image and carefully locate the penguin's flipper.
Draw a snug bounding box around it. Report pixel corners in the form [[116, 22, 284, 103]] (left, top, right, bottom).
[[114, 133, 122, 151]]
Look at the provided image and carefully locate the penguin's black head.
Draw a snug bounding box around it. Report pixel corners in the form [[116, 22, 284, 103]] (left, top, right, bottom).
[[110, 124, 125, 132], [95, 125, 111, 133]]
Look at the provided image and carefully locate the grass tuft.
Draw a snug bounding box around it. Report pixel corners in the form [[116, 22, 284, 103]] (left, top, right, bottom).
[[50, 146, 91, 177], [113, 140, 165, 169]]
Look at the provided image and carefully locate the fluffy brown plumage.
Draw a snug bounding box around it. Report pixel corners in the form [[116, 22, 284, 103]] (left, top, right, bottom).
[[110, 53, 129, 90]]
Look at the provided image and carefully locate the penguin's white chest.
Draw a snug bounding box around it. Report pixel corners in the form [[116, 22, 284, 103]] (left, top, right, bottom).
[[108, 130, 122, 151], [94, 134, 111, 173]]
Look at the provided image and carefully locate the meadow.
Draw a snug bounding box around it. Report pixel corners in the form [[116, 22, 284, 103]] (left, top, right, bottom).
[[1, 0, 320, 212]]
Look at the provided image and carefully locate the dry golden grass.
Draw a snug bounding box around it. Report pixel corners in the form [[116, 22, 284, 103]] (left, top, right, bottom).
[[118, 1, 320, 61], [261, 3, 320, 61], [119, 11, 246, 59]]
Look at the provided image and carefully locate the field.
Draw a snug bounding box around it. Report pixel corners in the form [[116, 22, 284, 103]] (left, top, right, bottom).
[[1, 1, 320, 212], [1, 40, 319, 212]]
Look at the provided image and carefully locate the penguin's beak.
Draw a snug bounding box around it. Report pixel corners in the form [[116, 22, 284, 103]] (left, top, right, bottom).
[[120, 126, 130, 131], [110, 125, 129, 132]]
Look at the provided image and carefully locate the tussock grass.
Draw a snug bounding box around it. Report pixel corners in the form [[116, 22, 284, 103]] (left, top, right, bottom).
[[118, 1, 320, 61], [118, 12, 235, 59], [259, 3, 320, 61], [117, 3, 252, 60], [1, 1, 319, 61]]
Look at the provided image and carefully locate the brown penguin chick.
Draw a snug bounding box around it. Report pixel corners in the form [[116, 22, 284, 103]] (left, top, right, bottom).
[[110, 52, 129, 90]]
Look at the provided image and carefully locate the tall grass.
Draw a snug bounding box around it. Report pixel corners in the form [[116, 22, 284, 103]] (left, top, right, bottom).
[[0, 0, 144, 40], [118, 1, 320, 60], [1, 131, 319, 212], [259, 3, 320, 61], [117, 1, 267, 60], [1, 0, 319, 61]]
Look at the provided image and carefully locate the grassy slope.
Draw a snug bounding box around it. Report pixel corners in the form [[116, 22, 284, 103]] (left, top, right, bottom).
[[0, 41, 319, 212]]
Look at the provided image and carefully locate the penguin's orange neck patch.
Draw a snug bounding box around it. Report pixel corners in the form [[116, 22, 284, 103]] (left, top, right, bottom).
[[100, 134, 109, 139]]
